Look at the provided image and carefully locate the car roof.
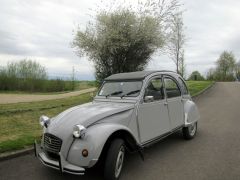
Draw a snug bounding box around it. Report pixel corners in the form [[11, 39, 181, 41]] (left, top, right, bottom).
[[105, 70, 179, 81]]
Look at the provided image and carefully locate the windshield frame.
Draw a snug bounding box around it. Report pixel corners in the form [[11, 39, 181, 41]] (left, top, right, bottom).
[[97, 80, 143, 98]]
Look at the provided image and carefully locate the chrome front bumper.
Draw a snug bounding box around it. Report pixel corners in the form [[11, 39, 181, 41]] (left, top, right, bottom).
[[34, 140, 85, 175]]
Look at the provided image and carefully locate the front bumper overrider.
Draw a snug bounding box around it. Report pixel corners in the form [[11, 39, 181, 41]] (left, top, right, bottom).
[[34, 140, 85, 175]]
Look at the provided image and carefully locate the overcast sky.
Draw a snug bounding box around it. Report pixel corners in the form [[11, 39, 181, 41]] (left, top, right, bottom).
[[0, 0, 240, 80]]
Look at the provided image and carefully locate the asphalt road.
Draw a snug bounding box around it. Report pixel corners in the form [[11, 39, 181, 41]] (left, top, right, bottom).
[[1, 82, 240, 180]]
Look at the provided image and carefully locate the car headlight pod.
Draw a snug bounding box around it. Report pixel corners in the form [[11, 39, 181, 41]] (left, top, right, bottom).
[[39, 115, 50, 128], [73, 125, 86, 138]]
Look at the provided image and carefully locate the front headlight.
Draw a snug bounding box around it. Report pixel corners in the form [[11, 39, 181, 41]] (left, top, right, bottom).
[[39, 115, 50, 128], [73, 125, 86, 138]]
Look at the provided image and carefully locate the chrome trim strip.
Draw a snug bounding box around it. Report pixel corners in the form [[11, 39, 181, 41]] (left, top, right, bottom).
[[141, 125, 183, 147]]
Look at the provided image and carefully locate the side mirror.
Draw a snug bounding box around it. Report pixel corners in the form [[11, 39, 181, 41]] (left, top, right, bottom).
[[144, 96, 154, 103]]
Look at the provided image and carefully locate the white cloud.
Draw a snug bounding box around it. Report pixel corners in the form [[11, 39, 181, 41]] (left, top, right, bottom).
[[0, 0, 240, 79]]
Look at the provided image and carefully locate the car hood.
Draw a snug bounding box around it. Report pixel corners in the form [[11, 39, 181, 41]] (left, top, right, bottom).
[[47, 101, 135, 137]]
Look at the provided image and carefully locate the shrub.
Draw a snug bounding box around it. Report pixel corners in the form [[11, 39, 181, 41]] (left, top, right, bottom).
[[0, 60, 77, 92]]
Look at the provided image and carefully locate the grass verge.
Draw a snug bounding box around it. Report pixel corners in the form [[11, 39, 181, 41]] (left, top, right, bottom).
[[0, 93, 91, 153], [0, 81, 214, 153], [186, 81, 214, 96]]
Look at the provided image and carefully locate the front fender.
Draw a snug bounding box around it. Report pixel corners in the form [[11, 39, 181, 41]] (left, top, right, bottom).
[[184, 100, 200, 126], [67, 123, 136, 168]]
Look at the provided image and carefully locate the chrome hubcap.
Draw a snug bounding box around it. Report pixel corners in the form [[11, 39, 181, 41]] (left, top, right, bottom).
[[115, 146, 125, 178], [189, 123, 197, 136]]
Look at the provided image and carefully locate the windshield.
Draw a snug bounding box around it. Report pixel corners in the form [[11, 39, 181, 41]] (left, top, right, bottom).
[[98, 81, 142, 97]]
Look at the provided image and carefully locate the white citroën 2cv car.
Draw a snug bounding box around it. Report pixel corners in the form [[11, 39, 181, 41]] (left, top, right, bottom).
[[35, 71, 200, 180]]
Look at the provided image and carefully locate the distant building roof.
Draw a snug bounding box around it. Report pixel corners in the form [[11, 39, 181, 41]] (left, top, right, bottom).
[[105, 70, 177, 81]]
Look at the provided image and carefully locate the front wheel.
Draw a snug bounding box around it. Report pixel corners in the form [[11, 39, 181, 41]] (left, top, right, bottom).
[[104, 139, 125, 180], [182, 122, 197, 140]]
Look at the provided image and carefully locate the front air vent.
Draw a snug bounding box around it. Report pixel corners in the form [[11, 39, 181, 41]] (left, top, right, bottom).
[[44, 133, 62, 154]]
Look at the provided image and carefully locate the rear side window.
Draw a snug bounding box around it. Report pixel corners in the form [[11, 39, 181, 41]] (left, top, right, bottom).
[[164, 77, 181, 98], [178, 78, 188, 95]]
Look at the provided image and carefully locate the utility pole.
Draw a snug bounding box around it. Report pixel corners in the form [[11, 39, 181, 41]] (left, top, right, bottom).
[[71, 66, 75, 91]]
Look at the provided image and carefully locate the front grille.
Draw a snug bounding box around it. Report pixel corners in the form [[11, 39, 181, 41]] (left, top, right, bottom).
[[44, 133, 62, 154]]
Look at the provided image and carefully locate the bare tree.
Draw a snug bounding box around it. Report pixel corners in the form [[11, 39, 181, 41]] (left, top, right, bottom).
[[235, 60, 240, 80], [179, 49, 186, 77], [167, 12, 185, 74]]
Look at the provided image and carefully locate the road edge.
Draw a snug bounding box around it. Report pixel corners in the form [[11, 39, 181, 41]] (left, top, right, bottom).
[[0, 82, 215, 161], [192, 81, 216, 100], [0, 146, 34, 162]]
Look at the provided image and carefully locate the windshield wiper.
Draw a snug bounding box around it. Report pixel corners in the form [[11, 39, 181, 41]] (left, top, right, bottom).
[[121, 90, 140, 98], [105, 91, 123, 98]]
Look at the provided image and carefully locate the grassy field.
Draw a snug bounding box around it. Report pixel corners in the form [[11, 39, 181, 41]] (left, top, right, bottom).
[[0, 81, 96, 94], [186, 81, 214, 96], [0, 93, 92, 153], [0, 81, 214, 153]]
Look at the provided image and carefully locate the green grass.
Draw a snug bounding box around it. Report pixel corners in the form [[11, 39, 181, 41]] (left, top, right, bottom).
[[186, 81, 214, 96], [0, 81, 214, 153], [0, 93, 92, 153], [0, 81, 96, 94]]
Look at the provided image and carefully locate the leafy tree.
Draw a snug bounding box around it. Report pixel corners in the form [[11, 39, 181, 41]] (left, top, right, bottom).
[[9, 59, 47, 80], [189, 71, 205, 81], [206, 51, 237, 81], [0, 59, 47, 91], [0, 59, 80, 92], [167, 12, 185, 74], [73, 0, 181, 82], [215, 51, 236, 81]]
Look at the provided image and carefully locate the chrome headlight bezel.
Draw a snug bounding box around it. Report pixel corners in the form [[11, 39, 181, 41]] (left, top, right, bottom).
[[73, 125, 86, 138], [39, 115, 50, 128]]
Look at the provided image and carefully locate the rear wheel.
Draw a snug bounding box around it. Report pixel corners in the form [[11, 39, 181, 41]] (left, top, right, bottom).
[[104, 139, 125, 180], [182, 122, 197, 140]]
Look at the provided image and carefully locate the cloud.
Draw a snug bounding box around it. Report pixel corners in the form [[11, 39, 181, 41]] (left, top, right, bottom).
[[0, 0, 97, 79], [0, 0, 240, 79], [152, 0, 240, 77]]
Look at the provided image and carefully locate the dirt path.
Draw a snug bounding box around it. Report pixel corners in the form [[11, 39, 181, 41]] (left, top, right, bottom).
[[0, 88, 96, 104]]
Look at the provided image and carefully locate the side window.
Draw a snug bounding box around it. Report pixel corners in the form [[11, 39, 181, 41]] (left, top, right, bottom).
[[178, 78, 188, 95], [145, 77, 164, 101], [164, 77, 181, 98]]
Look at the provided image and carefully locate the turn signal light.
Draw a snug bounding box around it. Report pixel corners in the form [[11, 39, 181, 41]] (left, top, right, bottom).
[[82, 149, 88, 157]]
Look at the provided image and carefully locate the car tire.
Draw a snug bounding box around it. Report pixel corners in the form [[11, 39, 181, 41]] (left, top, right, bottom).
[[104, 139, 125, 180], [182, 122, 197, 140]]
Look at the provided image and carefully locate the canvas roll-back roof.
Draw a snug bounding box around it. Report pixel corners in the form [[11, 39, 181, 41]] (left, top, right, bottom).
[[105, 70, 177, 81]]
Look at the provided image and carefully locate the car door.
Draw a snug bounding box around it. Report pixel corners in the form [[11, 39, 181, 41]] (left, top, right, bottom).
[[138, 76, 171, 144], [163, 76, 184, 129]]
